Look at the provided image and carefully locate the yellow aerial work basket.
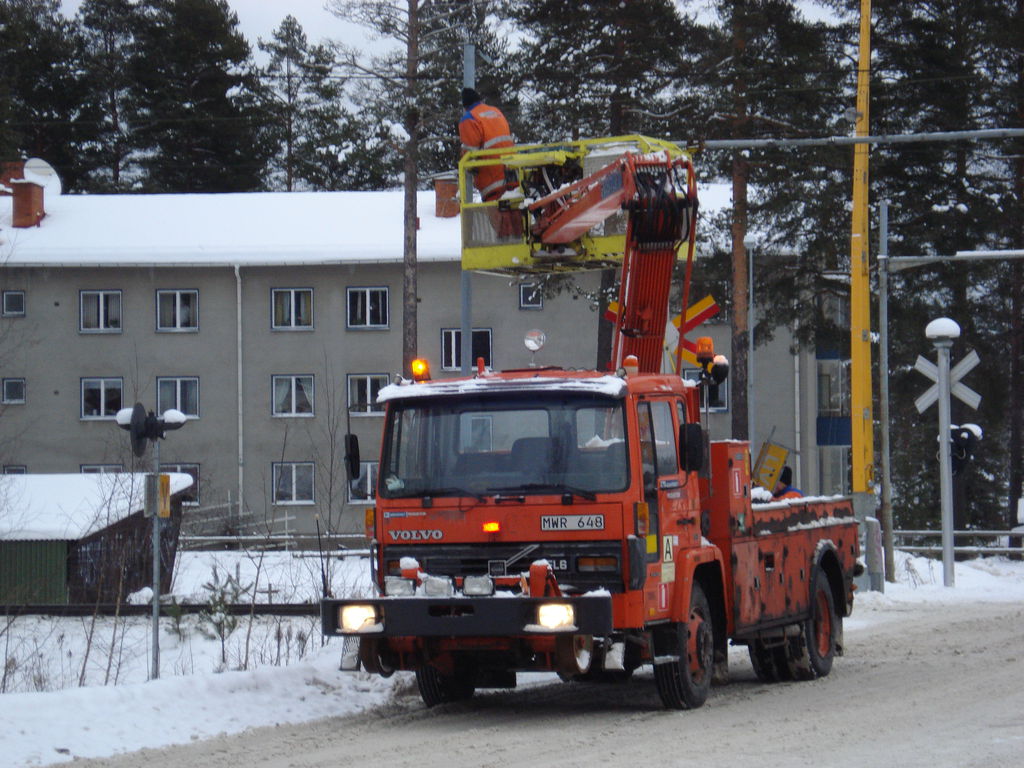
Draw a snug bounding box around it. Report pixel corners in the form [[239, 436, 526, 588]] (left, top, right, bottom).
[[458, 135, 693, 275]]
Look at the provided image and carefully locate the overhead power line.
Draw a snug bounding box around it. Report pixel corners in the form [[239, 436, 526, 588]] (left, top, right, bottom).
[[687, 127, 1024, 151]]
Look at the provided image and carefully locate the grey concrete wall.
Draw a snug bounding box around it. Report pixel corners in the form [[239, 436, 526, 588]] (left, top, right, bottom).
[[0, 262, 601, 539]]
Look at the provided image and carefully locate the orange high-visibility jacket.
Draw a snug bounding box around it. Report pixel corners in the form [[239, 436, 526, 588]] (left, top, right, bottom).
[[459, 101, 514, 201]]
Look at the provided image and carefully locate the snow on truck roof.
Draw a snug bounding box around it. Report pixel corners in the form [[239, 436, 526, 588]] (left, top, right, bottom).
[[377, 372, 629, 402], [376, 371, 701, 403]]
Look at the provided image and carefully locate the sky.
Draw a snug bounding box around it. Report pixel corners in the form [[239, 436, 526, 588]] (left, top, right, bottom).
[[1, 548, 1024, 767]]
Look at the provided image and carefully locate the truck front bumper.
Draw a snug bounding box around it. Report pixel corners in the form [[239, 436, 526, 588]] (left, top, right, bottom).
[[322, 594, 613, 638]]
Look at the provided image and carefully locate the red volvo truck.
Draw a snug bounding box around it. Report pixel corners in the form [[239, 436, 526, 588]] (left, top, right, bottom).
[[321, 137, 860, 709]]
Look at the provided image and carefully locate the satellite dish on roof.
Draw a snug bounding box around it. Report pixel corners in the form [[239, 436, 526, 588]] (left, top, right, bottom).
[[22, 158, 62, 197]]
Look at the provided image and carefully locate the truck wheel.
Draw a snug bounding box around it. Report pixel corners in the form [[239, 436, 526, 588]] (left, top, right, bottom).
[[416, 663, 476, 707], [804, 568, 839, 678], [748, 639, 779, 683], [358, 639, 395, 678], [555, 634, 594, 680], [654, 583, 713, 709]]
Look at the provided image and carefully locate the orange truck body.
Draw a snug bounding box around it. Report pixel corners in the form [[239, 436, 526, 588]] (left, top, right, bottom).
[[321, 368, 859, 708]]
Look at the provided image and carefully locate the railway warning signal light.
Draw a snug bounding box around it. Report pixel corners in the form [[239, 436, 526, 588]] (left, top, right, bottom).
[[696, 336, 714, 366]]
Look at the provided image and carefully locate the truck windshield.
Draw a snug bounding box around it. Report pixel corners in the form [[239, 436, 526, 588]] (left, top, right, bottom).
[[378, 393, 629, 499]]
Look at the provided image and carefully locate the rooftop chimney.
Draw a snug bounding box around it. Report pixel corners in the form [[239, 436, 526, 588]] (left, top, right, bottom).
[[434, 177, 460, 218], [12, 179, 44, 228]]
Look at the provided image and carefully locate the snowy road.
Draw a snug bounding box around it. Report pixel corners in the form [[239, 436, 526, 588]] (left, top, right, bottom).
[[74, 600, 1024, 768]]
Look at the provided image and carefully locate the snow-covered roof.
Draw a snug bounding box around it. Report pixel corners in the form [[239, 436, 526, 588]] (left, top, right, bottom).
[[0, 473, 194, 541], [0, 190, 461, 267], [0, 181, 733, 268]]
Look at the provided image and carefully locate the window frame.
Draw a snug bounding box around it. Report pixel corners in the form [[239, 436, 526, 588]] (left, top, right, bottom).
[[2, 290, 25, 317], [441, 327, 493, 371], [518, 283, 543, 310], [160, 462, 200, 506], [80, 377, 123, 419], [271, 287, 314, 331], [80, 289, 122, 333], [348, 461, 378, 504], [156, 376, 200, 419], [156, 289, 199, 332], [81, 464, 124, 474], [2, 378, 25, 405], [347, 373, 390, 415], [346, 286, 390, 330], [272, 461, 315, 505], [3, 465, 27, 474], [272, 374, 315, 417]]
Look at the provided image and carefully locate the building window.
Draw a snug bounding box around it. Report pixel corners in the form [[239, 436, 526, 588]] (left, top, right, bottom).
[[160, 462, 200, 506], [349, 461, 377, 503], [272, 288, 313, 329], [441, 328, 492, 371], [81, 377, 122, 418], [2, 290, 25, 317], [272, 375, 314, 416], [157, 376, 199, 418], [80, 290, 122, 332], [817, 359, 849, 417], [81, 464, 123, 473], [156, 290, 198, 331], [519, 283, 543, 310], [348, 374, 389, 414], [273, 462, 314, 504], [682, 369, 729, 412], [2, 378, 25, 404], [347, 286, 389, 329], [3, 465, 26, 474]]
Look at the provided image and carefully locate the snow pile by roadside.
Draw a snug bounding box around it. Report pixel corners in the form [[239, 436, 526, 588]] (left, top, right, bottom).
[[2, 550, 1023, 767]]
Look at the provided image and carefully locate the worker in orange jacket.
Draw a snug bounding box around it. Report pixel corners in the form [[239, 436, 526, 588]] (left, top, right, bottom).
[[459, 88, 515, 201]]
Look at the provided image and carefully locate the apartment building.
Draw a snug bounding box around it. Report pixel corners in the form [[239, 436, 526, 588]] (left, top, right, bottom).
[[0, 179, 602, 540], [1, 172, 851, 542]]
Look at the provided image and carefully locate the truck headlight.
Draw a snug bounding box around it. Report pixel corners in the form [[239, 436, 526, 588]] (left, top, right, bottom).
[[423, 575, 453, 597], [537, 602, 575, 631], [463, 574, 495, 596], [339, 604, 378, 632], [385, 576, 416, 596]]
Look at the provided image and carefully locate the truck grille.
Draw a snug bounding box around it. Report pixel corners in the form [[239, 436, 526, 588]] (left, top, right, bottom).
[[383, 542, 624, 594]]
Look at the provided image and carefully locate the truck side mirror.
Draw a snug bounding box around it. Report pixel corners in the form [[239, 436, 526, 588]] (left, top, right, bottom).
[[344, 434, 361, 480], [679, 423, 705, 473]]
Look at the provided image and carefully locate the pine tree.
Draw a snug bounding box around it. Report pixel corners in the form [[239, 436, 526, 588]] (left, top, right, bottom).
[[675, 0, 850, 443], [130, 0, 273, 192], [826, 0, 1021, 529], [506, 0, 689, 141], [0, 0, 93, 190], [78, 0, 141, 191], [259, 15, 382, 191]]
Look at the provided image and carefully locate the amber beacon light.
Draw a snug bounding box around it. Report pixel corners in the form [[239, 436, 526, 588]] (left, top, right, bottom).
[[411, 358, 431, 381]]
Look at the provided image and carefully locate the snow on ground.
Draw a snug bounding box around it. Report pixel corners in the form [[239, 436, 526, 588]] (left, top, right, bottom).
[[2, 549, 1024, 767]]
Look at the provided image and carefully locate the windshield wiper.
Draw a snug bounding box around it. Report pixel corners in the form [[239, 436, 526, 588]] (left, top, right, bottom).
[[416, 486, 488, 502], [489, 483, 597, 501]]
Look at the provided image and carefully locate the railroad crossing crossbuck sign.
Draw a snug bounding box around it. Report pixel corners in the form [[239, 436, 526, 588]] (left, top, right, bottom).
[[914, 349, 981, 413]]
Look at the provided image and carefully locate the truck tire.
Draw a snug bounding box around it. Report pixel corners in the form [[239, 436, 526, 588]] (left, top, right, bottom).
[[416, 663, 476, 707], [358, 639, 395, 678], [555, 634, 594, 680], [804, 567, 839, 678], [653, 583, 713, 709]]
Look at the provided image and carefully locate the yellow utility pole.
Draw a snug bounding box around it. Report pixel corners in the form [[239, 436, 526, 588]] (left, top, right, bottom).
[[850, 0, 874, 501]]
